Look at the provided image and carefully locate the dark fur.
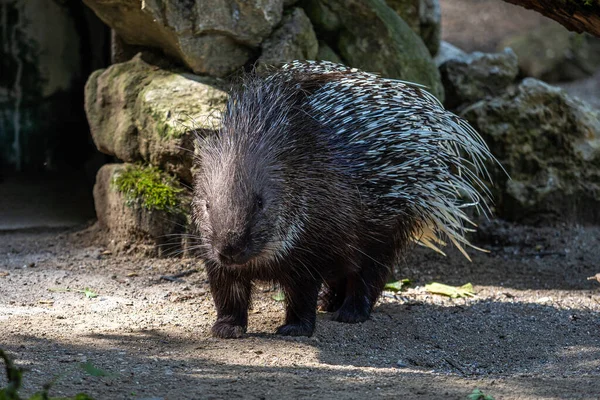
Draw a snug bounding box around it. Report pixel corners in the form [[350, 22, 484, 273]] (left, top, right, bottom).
[[193, 69, 414, 338]]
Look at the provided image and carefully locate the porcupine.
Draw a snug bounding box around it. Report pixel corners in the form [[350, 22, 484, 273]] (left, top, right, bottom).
[[192, 60, 495, 339]]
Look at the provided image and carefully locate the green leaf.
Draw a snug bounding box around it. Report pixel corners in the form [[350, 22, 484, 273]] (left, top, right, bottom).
[[0, 349, 24, 400], [72, 393, 96, 400], [81, 288, 98, 299], [467, 388, 495, 400], [80, 362, 110, 377], [0, 389, 19, 400], [384, 279, 411, 292], [1, 349, 97, 400], [272, 291, 285, 302], [425, 282, 475, 298]]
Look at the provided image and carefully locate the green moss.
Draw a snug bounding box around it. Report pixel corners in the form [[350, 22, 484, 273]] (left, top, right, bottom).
[[112, 164, 184, 214]]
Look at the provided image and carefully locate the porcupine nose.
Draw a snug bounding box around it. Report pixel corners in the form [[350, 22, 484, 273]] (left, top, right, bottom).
[[217, 234, 250, 265], [218, 247, 246, 265]]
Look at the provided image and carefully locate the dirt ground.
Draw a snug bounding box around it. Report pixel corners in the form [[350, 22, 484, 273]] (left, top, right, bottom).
[[1, 221, 599, 400], [2, 1, 600, 399]]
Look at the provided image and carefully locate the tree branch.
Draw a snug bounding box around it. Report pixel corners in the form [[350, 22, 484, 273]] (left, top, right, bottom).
[[502, 0, 600, 37]]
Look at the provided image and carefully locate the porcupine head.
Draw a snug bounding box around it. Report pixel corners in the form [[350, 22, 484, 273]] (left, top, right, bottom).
[[192, 80, 295, 269]]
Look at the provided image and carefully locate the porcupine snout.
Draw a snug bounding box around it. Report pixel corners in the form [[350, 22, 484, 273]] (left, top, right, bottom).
[[214, 230, 253, 266]]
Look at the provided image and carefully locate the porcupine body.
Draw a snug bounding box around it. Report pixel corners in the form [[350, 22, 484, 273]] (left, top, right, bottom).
[[192, 60, 494, 338]]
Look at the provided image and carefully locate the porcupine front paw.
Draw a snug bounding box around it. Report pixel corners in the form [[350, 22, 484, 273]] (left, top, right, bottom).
[[276, 322, 315, 337], [211, 319, 247, 339]]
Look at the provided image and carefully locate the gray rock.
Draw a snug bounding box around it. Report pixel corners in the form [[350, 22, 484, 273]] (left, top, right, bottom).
[[463, 78, 600, 224], [83, 0, 286, 77], [439, 48, 518, 110], [93, 163, 190, 255], [258, 8, 318, 67], [500, 23, 600, 83], [84, 54, 228, 183], [434, 41, 467, 68], [304, 0, 444, 101]]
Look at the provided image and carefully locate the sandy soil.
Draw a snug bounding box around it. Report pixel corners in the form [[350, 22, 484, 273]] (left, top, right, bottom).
[[1, 220, 599, 400]]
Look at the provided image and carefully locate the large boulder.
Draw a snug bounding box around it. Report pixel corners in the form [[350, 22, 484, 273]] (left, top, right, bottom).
[[500, 23, 600, 83], [439, 48, 518, 111], [93, 163, 190, 255], [463, 78, 600, 224], [83, 0, 286, 77], [303, 0, 444, 101], [84, 54, 228, 183], [258, 8, 319, 67]]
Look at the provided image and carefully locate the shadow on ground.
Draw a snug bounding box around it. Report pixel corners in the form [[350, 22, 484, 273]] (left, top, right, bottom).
[[2, 294, 599, 400]]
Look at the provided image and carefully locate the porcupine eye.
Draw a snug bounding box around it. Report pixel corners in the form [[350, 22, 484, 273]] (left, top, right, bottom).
[[255, 195, 264, 212], [204, 200, 210, 212]]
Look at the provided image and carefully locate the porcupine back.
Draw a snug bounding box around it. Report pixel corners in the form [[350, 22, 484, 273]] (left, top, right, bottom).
[[275, 60, 494, 260]]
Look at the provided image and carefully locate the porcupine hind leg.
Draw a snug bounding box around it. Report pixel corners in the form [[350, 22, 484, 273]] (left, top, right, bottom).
[[318, 278, 347, 312], [331, 251, 392, 323], [207, 263, 252, 339], [276, 275, 322, 337]]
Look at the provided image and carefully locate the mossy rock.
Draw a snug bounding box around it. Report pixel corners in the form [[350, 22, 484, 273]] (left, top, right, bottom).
[[94, 163, 192, 255], [385, 0, 441, 56], [85, 53, 228, 183], [302, 0, 444, 101], [112, 164, 185, 215]]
